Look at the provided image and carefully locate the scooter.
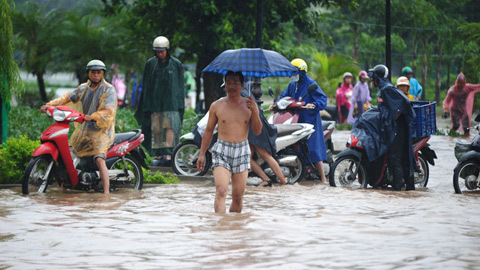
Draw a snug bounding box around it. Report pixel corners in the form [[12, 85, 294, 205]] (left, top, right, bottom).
[[329, 102, 437, 189], [267, 84, 335, 180], [22, 105, 149, 194], [453, 120, 480, 194], [172, 94, 316, 184], [329, 134, 436, 189]]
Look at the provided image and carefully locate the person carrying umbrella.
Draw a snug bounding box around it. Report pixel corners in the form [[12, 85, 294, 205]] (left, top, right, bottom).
[[196, 71, 262, 213], [272, 58, 329, 183]]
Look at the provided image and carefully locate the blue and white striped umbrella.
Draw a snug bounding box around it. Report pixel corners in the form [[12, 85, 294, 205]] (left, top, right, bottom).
[[203, 48, 297, 78]]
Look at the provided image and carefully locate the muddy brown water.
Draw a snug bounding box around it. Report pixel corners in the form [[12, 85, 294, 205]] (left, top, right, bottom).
[[1, 132, 480, 269]]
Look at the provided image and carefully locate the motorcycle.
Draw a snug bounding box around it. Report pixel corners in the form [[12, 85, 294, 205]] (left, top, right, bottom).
[[453, 122, 480, 194], [267, 84, 335, 180], [171, 87, 318, 184], [329, 101, 437, 189], [22, 105, 149, 194]]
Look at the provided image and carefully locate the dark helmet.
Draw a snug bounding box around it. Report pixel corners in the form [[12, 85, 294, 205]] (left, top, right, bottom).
[[86, 59, 106, 73], [367, 64, 389, 82]]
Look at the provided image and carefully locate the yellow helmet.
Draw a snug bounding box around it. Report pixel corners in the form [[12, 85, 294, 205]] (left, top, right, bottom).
[[291, 58, 308, 72]]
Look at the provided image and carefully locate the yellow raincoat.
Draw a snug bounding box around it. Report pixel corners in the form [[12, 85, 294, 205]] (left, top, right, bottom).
[[47, 79, 117, 157]]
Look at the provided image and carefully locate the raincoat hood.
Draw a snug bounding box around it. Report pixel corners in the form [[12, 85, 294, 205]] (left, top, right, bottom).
[[352, 80, 415, 162], [442, 72, 480, 131]]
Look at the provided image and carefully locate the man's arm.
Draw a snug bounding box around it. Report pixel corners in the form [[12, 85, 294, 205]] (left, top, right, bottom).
[[309, 86, 328, 111], [443, 88, 453, 112], [197, 103, 218, 171], [247, 96, 262, 135], [40, 85, 82, 112], [414, 79, 423, 98]]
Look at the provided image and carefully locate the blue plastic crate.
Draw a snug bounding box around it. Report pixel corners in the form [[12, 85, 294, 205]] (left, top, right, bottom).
[[411, 101, 436, 138]]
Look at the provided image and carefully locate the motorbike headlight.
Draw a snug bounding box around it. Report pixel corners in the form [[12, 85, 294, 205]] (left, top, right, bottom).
[[277, 99, 292, 110], [52, 108, 71, 121]]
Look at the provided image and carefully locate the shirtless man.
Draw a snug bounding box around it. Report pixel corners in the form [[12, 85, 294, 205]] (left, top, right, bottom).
[[197, 71, 262, 213]]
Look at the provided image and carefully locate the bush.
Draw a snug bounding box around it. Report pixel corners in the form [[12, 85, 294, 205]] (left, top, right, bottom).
[[16, 82, 56, 108], [0, 135, 40, 184], [115, 108, 140, 133], [143, 169, 180, 184], [182, 109, 203, 135], [8, 106, 52, 140]]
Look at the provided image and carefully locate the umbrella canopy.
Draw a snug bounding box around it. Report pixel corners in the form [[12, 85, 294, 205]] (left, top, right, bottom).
[[203, 48, 297, 78]]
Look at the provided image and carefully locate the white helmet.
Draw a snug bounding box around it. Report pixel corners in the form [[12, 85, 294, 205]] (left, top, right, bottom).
[[153, 36, 170, 51], [86, 59, 106, 72]]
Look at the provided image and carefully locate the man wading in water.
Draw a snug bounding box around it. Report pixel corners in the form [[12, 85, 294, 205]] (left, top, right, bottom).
[[196, 71, 262, 213]]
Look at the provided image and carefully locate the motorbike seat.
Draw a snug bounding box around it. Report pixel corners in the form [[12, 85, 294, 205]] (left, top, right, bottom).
[[275, 124, 303, 137], [322, 120, 335, 131], [113, 129, 142, 145]]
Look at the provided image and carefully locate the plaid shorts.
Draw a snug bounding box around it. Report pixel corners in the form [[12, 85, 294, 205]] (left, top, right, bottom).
[[211, 139, 251, 174]]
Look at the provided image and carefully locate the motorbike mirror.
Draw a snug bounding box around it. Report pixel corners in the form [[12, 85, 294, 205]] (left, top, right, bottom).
[[268, 87, 274, 98], [300, 84, 318, 100], [308, 84, 318, 93]]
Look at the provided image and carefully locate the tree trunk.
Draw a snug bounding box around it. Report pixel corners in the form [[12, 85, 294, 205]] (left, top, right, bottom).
[[351, 24, 358, 63], [435, 40, 443, 104], [0, 95, 3, 144], [446, 61, 451, 91], [412, 30, 417, 74], [421, 39, 428, 101], [36, 72, 48, 102]]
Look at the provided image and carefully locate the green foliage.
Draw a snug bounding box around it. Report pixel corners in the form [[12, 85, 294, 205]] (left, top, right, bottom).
[[17, 82, 56, 108], [182, 109, 203, 135], [11, 1, 63, 101], [335, 123, 353, 131], [309, 52, 359, 99], [8, 106, 51, 140], [115, 108, 140, 133], [0, 135, 39, 184], [143, 169, 180, 184], [1, 0, 24, 101], [459, 22, 480, 83]]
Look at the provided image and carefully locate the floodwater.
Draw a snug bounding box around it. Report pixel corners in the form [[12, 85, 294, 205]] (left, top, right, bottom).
[[1, 133, 480, 269]]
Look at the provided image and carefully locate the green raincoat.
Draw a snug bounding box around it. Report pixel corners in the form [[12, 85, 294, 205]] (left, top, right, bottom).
[[135, 54, 184, 156]]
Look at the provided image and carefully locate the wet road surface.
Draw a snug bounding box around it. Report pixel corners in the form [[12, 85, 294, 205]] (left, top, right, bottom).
[[1, 133, 480, 269]]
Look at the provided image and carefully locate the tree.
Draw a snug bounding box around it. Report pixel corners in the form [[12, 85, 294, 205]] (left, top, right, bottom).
[[459, 23, 480, 83], [1, 0, 23, 144], [11, 1, 62, 102], [103, 0, 355, 110], [309, 52, 359, 98], [57, 6, 147, 84]]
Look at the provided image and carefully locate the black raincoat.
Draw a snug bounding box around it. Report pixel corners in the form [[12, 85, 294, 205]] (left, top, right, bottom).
[[352, 78, 416, 177], [241, 88, 277, 155]]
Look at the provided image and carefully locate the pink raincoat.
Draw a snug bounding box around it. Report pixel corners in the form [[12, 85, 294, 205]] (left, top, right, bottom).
[[443, 72, 480, 132], [336, 80, 353, 123]]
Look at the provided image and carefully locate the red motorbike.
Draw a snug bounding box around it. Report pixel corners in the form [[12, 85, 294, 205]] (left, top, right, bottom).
[[22, 105, 149, 194]]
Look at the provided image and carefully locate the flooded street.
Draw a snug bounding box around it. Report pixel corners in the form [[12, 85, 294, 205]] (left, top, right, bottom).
[[1, 133, 480, 269]]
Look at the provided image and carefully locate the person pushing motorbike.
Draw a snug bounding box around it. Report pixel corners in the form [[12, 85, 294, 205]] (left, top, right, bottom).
[[272, 58, 328, 183], [40, 60, 117, 194], [355, 65, 416, 191]]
